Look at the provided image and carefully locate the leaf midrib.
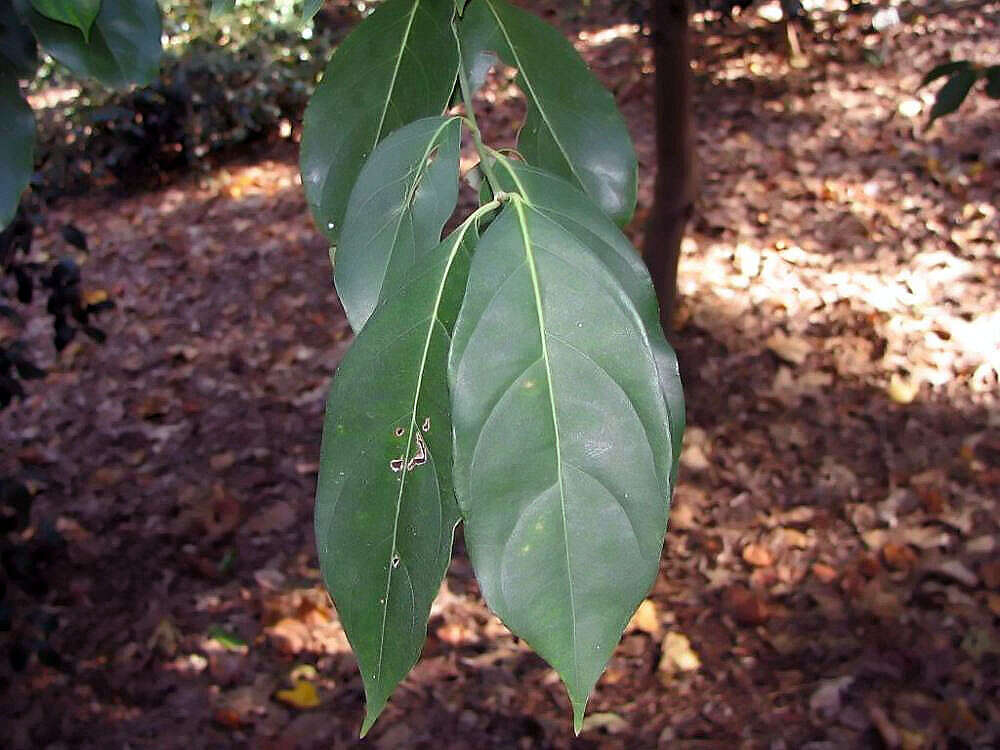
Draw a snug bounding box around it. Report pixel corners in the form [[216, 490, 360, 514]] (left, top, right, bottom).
[[373, 226, 468, 681], [510, 197, 580, 689], [373, 118, 458, 321], [485, 0, 587, 192], [372, 0, 422, 151]]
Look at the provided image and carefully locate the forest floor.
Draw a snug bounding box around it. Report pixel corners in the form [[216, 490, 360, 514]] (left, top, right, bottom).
[[2, 1, 998, 748]]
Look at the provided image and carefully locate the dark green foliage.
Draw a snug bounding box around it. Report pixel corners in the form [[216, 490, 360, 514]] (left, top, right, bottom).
[[16, 0, 161, 88], [922, 59, 999, 123], [29, 0, 101, 40], [300, 0, 460, 244], [305, 0, 684, 734]]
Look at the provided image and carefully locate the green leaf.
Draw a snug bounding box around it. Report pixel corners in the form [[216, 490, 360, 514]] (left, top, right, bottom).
[[17, 0, 160, 87], [29, 0, 100, 40], [459, 0, 637, 226], [300, 0, 459, 245], [929, 68, 978, 122], [335, 116, 462, 332], [316, 221, 482, 735], [0, 1, 39, 78], [921, 59, 973, 87], [490, 156, 684, 481], [0, 66, 34, 231], [984, 65, 1000, 100], [209, 0, 235, 20], [448, 195, 673, 732], [301, 0, 322, 21], [207, 625, 248, 652]]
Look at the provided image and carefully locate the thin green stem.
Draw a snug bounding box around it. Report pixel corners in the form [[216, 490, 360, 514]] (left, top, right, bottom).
[[451, 17, 501, 194]]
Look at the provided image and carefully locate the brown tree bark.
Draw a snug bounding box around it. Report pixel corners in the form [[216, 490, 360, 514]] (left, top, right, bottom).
[[644, 0, 696, 332]]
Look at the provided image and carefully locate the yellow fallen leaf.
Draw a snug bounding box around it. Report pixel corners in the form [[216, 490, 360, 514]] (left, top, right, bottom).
[[83, 289, 109, 306], [887, 373, 919, 404], [275, 679, 320, 709], [626, 599, 660, 635]]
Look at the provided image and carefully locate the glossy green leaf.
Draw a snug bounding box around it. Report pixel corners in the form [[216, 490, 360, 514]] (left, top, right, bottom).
[[929, 69, 978, 122], [459, 0, 637, 226], [921, 59, 973, 87], [316, 219, 485, 735], [209, 0, 235, 20], [448, 196, 672, 731], [16, 0, 160, 87], [984, 66, 1000, 99], [0, 1, 39, 78], [30, 0, 100, 39], [300, 0, 459, 245], [490, 156, 684, 481], [0, 66, 34, 230], [335, 116, 462, 332]]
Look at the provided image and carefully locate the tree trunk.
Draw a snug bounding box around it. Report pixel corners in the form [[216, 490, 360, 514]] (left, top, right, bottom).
[[644, 0, 695, 332]]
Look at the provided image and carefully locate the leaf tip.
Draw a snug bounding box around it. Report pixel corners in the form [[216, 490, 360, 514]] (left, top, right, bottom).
[[359, 709, 379, 738], [571, 698, 587, 735], [359, 690, 388, 737]]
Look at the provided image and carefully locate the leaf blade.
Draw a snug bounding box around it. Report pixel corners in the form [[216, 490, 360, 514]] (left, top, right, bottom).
[[921, 59, 973, 87], [335, 116, 462, 332], [315, 226, 475, 735], [30, 0, 101, 39], [929, 68, 978, 122], [18, 0, 161, 87], [490, 157, 684, 481], [459, 0, 637, 226], [300, 0, 459, 244], [0, 67, 35, 231], [449, 197, 672, 730]]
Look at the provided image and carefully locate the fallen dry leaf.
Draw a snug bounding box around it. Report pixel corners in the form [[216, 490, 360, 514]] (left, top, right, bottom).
[[625, 599, 660, 635], [658, 631, 701, 677], [723, 585, 770, 625], [742, 543, 774, 567], [767, 331, 812, 365], [275, 679, 321, 710]]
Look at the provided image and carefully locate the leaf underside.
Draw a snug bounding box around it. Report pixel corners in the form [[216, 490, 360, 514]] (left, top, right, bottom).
[[459, 0, 637, 227], [300, 0, 459, 245], [448, 194, 672, 731], [17, 0, 161, 87], [315, 226, 476, 735], [336, 116, 462, 332]]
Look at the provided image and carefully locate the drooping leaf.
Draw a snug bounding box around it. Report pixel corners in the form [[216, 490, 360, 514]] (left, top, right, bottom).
[[984, 65, 1000, 99], [490, 156, 684, 481], [448, 197, 672, 731], [459, 0, 637, 226], [300, 0, 459, 245], [928, 68, 978, 122], [0, 66, 34, 231], [336, 116, 461, 332], [921, 59, 973, 87], [16, 0, 160, 87], [0, 1, 38, 78], [209, 0, 235, 20], [29, 0, 100, 40], [316, 223, 482, 736]]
